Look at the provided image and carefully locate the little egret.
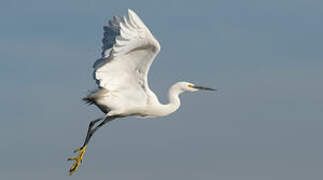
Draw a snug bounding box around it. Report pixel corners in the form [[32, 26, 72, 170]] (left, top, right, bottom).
[[68, 9, 216, 175]]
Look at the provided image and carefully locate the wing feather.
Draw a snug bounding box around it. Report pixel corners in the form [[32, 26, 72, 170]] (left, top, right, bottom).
[[93, 9, 160, 104], [101, 15, 122, 58]]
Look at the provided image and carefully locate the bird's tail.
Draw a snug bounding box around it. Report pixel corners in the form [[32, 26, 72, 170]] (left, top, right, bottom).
[[82, 96, 95, 105], [82, 88, 109, 105]]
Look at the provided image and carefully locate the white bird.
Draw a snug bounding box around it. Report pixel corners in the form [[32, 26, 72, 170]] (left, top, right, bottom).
[[68, 9, 215, 175]]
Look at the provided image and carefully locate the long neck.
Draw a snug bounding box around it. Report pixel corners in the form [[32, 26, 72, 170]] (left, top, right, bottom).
[[155, 84, 182, 117]]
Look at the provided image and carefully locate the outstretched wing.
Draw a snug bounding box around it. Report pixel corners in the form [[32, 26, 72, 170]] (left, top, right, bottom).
[[93, 9, 160, 102]]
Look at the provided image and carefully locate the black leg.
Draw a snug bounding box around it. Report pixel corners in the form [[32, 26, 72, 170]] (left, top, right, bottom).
[[82, 116, 115, 147], [68, 115, 116, 175], [81, 117, 104, 148]]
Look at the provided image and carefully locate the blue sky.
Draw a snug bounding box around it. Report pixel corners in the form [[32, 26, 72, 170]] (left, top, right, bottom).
[[1, 0, 322, 179]]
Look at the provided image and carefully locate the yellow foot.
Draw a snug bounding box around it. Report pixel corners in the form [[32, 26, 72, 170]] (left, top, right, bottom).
[[67, 145, 87, 175]]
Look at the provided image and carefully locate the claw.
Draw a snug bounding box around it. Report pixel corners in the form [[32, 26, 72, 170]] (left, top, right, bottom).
[[73, 147, 82, 153], [68, 146, 87, 175], [67, 157, 77, 161]]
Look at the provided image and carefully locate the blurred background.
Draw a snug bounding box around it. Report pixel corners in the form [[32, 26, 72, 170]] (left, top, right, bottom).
[[0, 0, 322, 179]]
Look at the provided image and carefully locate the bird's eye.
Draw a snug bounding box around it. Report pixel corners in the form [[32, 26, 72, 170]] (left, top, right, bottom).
[[188, 84, 194, 88]]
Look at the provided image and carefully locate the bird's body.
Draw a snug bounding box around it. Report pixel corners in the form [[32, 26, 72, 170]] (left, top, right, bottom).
[[84, 81, 194, 118], [68, 9, 215, 175]]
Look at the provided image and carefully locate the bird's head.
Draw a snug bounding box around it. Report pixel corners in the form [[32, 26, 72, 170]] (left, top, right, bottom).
[[175, 81, 216, 93]]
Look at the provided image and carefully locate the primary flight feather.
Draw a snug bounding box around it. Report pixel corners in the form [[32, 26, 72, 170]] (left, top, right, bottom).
[[68, 9, 215, 175]]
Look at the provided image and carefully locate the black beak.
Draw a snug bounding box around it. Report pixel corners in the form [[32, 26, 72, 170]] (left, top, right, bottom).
[[193, 86, 216, 91]]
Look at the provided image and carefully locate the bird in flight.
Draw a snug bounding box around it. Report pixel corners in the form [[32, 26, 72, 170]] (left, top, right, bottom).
[[67, 9, 216, 175]]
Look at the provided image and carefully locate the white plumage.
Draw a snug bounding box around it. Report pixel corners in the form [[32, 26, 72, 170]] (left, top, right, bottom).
[[90, 9, 161, 117], [68, 9, 215, 175]]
